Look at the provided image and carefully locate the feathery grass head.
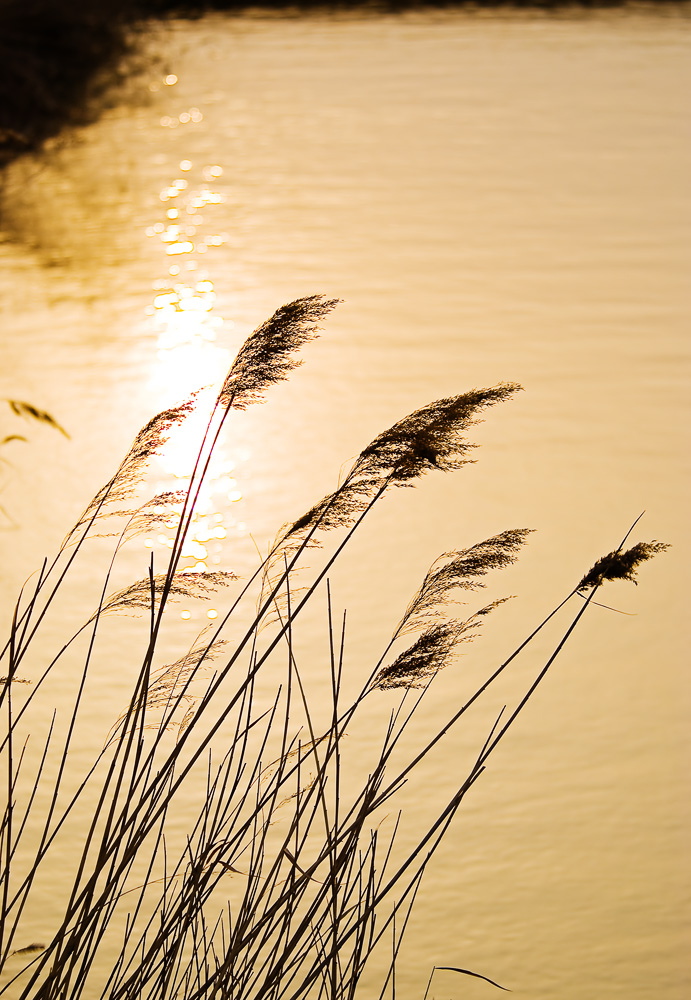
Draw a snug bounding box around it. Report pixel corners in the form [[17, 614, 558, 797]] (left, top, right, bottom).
[[373, 525, 530, 691], [3, 399, 69, 438], [577, 540, 669, 592], [94, 570, 236, 621], [68, 397, 197, 542], [372, 621, 465, 691], [373, 599, 511, 692], [281, 479, 371, 547], [145, 636, 227, 713], [123, 400, 198, 468], [88, 491, 187, 540], [107, 634, 227, 746], [121, 491, 187, 541], [356, 384, 521, 485], [398, 528, 532, 636], [283, 384, 522, 547], [217, 295, 339, 411]]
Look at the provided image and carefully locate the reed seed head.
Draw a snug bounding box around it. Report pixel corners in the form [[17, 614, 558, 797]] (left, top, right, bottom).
[[218, 295, 339, 411], [121, 397, 198, 473], [95, 570, 236, 621], [283, 384, 522, 546], [356, 384, 522, 485], [373, 622, 467, 690], [3, 398, 69, 438], [69, 397, 197, 541], [373, 599, 511, 691], [399, 528, 532, 636], [577, 540, 670, 592], [145, 636, 227, 711]]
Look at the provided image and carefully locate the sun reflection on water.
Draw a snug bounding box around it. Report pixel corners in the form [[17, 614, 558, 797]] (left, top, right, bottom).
[[141, 152, 246, 593]]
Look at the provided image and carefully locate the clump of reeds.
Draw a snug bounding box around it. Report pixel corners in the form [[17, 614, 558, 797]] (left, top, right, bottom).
[[0, 296, 667, 998]]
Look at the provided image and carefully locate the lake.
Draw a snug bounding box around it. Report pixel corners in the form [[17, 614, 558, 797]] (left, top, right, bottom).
[[0, 4, 689, 998]]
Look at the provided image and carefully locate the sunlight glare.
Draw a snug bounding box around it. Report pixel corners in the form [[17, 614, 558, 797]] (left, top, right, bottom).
[[142, 161, 248, 572]]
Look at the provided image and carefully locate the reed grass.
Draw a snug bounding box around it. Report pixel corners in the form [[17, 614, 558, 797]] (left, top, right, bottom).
[[0, 296, 667, 998], [1, 401, 69, 531]]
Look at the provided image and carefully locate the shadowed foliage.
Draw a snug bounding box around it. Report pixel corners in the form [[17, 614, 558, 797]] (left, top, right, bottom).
[[0, 1, 681, 173]]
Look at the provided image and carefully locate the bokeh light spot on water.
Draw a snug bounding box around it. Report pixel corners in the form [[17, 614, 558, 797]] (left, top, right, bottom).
[[164, 74, 178, 86], [184, 539, 208, 561], [203, 165, 223, 181], [180, 610, 191, 621], [161, 110, 201, 129], [166, 242, 195, 256], [207, 610, 218, 620], [180, 160, 192, 171]]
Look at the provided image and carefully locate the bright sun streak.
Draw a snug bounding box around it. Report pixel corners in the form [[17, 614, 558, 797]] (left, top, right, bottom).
[[141, 163, 248, 582]]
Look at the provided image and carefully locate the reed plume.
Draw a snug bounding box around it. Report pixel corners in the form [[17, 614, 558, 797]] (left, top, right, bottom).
[[396, 528, 532, 638], [70, 396, 197, 539], [577, 540, 669, 591], [107, 634, 228, 743], [2, 399, 69, 438], [357, 385, 521, 483], [373, 621, 472, 691], [217, 294, 339, 411], [94, 570, 235, 620], [370, 528, 529, 692], [141, 635, 227, 712], [282, 384, 522, 549]]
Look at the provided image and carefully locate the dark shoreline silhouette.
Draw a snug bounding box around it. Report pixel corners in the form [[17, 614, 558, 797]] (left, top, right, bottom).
[[0, 0, 687, 173]]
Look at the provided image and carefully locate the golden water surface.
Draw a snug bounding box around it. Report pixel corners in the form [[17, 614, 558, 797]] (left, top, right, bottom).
[[0, 6, 689, 998]]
